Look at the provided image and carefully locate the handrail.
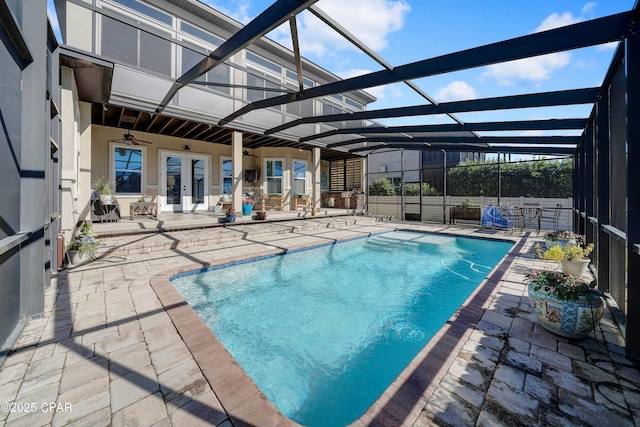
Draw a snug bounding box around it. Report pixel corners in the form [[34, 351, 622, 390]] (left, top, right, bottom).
[[601, 224, 626, 242], [0, 231, 32, 256]]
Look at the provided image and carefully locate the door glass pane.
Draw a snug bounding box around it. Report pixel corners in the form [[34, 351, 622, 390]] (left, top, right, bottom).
[[166, 156, 181, 205], [192, 159, 205, 204]]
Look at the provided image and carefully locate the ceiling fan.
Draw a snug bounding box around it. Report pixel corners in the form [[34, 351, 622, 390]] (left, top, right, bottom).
[[108, 130, 153, 145], [243, 150, 259, 158]]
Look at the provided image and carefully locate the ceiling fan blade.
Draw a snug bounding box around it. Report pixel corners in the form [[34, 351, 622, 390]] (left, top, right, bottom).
[[132, 138, 153, 144]]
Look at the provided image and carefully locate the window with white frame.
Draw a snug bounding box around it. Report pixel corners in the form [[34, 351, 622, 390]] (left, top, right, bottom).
[[221, 158, 232, 194], [293, 160, 307, 196], [265, 159, 283, 195], [113, 145, 144, 194]]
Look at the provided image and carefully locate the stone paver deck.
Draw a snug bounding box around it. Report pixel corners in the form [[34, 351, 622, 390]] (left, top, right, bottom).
[[1, 218, 638, 427]]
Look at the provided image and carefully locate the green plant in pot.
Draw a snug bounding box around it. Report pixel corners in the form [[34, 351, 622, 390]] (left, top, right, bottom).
[[543, 230, 585, 249], [526, 270, 604, 338], [536, 241, 594, 278], [66, 223, 101, 265], [93, 177, 114, 204]]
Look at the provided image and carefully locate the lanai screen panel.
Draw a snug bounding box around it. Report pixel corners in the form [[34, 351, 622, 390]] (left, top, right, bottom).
[[609, 59, 628, 318]]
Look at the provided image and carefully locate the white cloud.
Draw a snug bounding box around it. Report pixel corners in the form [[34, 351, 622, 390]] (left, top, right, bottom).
[[534, 11, 580, 32], [482, 52, 571, 86], [270, 0, 411, 57], [434, 81, 477, 102], [200, 0, 253, 24], [481, 10, 583, 86], [582, 2, 597, 16]]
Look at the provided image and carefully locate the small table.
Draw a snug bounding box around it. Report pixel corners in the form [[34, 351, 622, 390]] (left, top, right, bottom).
[[262, 196, 284, 211], [130, 202, 157, 220], [292, 197, 310, 211]]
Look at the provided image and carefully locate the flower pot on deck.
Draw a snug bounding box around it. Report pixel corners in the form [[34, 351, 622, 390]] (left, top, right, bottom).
[[242, 203, 253, 216], [527, 284, 603, 338]]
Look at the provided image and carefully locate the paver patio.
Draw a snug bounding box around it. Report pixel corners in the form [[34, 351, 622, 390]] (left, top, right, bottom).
[[1, 217, 639, 426]]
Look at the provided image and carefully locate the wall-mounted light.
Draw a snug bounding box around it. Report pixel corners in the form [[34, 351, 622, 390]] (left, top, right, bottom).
[[184, 145, 191, 151]]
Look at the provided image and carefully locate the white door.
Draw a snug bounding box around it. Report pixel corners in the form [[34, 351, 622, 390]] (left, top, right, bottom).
[[160, 152, 209, 212]]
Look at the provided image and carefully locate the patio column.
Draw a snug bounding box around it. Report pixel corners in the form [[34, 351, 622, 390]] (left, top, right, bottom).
[[312, 147, 321, 214], [232, 131, 243, 214]]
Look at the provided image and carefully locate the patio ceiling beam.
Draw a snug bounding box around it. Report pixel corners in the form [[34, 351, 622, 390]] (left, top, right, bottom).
[[154, 0, 318, 117], [335, 135, 580, 146], [289, 16, 305, 92], [350, 144, 576, 155], [220, 11, 630, 126], [307, 5, 465, 126], [302, 118, 588, 142], [267, 87, 599, 135]]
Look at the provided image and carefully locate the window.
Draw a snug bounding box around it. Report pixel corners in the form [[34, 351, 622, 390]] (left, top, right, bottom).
[[101, 11, 172, 76], [113, 145, 143, 193], [265, 159, 283, 194], [221, 158, 232, 194], [293, 160, 307, 195], [111, 0, 172, 25], [247, 72, 280, 102], [182, 44, 231, 95], [285, 81, 313, 117], [246, 51, 282, 74], [180, 22, 224, 46]]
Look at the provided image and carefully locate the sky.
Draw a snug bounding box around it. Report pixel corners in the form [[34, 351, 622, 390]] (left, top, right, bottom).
[[47, 0, 635, 139]]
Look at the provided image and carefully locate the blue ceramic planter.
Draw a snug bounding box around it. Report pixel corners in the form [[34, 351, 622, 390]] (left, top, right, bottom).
[[527, 284, 603, 338], [226, 213, 236, 223], [242, 203, 253, 216]]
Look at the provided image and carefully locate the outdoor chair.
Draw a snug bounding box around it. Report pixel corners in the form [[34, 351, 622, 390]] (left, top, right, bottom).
[[498, 205, 520, 234], [540, 203, 562, 231], [520, 203, 541, 234]]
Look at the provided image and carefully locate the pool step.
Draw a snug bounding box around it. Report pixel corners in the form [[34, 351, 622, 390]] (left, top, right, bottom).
[[95, 215, 385, 257]]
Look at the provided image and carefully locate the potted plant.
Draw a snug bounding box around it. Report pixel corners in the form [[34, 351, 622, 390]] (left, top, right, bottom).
[[255, 210, 267, 220], [242, 194, 255, 216], [66, 223, 101, 265], [543, 230, 585, 249], [450, 199, 481, 223], [526, 270, 604, 338], [225, 208, 236, 223], [93, 177, 114, 204], [536, 241, 594, 278], [141, 192, 152, 203]]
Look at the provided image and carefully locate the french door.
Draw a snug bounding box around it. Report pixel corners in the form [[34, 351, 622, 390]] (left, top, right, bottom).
[[160, 152, 209, 212]]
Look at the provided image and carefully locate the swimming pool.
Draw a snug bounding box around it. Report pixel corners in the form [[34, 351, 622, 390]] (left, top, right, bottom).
[[171, 231, 512, 426]]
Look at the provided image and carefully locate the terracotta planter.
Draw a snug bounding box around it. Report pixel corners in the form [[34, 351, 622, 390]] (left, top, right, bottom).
[[527, 284, 604, 338], [560, 259, 590, 278], [255, 211, 267, 220]]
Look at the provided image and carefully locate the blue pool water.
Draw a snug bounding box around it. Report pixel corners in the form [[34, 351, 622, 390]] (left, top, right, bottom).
[[171, 231, 512, 426]]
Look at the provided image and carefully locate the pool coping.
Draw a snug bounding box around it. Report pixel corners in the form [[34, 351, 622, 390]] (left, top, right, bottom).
[[149, 228, 525, 426]]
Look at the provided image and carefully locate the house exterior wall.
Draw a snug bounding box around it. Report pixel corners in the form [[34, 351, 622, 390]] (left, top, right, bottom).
[[53, 0, 373, 218]]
